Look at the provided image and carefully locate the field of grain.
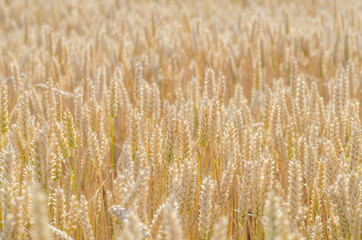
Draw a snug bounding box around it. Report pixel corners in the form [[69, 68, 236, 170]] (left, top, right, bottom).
[[0, 0, 361, 239]]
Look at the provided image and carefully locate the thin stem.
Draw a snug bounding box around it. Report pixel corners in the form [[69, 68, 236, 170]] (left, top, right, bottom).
[[68, 150, 78, 201], [199, 150, 203, 186], [110, 118, 115, 170], [256, 221, 261, 240], [165, 164, 169, 200]]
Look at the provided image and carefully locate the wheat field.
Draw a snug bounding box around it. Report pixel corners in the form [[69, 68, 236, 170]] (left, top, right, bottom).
[[0, 0, 361, 239]]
